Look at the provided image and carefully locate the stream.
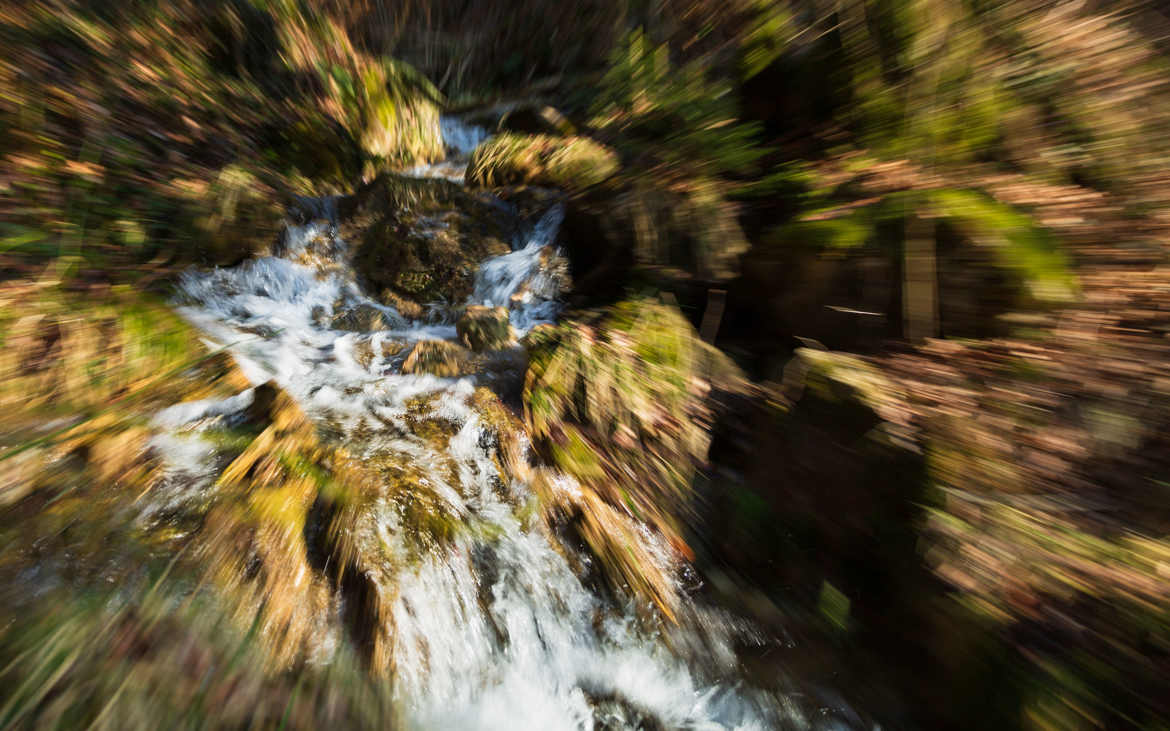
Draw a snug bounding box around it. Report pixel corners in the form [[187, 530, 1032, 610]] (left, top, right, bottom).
[[157, 118, 805, 730]]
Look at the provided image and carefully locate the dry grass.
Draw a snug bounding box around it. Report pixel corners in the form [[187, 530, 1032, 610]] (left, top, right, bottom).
[[467, 133, 619, 190]]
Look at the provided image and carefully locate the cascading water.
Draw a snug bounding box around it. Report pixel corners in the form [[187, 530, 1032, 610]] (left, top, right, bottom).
[[404, 116, 492, 183], [165, 118, 802, 730], [469, 203, 566, 331]]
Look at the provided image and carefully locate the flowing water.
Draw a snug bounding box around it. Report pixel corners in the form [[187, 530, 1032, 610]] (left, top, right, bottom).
[[164, 118, 804, 730]]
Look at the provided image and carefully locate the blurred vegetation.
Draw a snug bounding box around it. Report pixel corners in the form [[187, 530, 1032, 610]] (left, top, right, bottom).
[[467, 133, 619, 190], [0, 0, 444, 281], [5, 0, 1170, 727], [523, 297, 749, 619]]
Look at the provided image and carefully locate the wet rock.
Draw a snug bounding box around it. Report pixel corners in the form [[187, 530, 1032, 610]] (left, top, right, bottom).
[[379, 290, 426, 321], [242, 381, 281, 425], [401, 339, 467, 377], [310, 305, 330, 327], [519, 245, 572, 301], [498, 104, 576, 136], [331, 303, 386, 332], [380, 339, 408, 358], [456, 305, 512, 351], [470, 346, 530, 399], [351, 339, 376, 369], [344, 175, 512, 309], [204, 380, 377, 668], [579, 688, 667, 731]]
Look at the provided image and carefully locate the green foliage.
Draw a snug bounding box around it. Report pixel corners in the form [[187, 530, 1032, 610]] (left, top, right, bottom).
[[0, 1, 448, 284], [738, 0, 796, 81], [925, 188, 1075, 302], [823, 0, 1170, 193], [591, 28, 769, 178], [0, 580, 393, 729], [773, 187, 1076, 303]]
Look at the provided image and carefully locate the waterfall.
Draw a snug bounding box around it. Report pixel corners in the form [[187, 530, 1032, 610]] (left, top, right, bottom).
[[162, 116, 797, 730]]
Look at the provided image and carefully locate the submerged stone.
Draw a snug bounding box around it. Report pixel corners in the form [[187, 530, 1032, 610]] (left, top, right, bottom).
[[331, 303, 387, 332]]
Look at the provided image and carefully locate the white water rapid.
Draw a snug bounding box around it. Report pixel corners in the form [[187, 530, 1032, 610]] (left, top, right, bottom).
[[164, 118, 803, 730]]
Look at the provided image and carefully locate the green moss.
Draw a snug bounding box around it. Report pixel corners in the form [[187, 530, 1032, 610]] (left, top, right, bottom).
[[0, 580, 392, 729], [550, 430, 606, 480], [348, 58, 444, 169]]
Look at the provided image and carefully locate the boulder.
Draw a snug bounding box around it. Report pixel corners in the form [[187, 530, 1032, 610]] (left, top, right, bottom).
[[498, 104, 576, 136], [522, 297, 750, 616], [401, 339, 466, 377], [519, 322, 558, 350], [344, 175, 512, 309], [456, 305, 512, 351]]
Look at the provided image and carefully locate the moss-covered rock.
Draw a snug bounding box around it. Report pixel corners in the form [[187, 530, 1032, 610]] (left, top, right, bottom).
[[522, 297, 749, 618], [186, 165, 287, 266], [791, 347, 911, 430], [497, 104, 577, 136], [268, 113, 366, 190], [456, 305, 512, 351], [467, 133, 619, 190], [275, 12, 443, 173], [351, 59, 444, 168], [201, 382, 344, 667]]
